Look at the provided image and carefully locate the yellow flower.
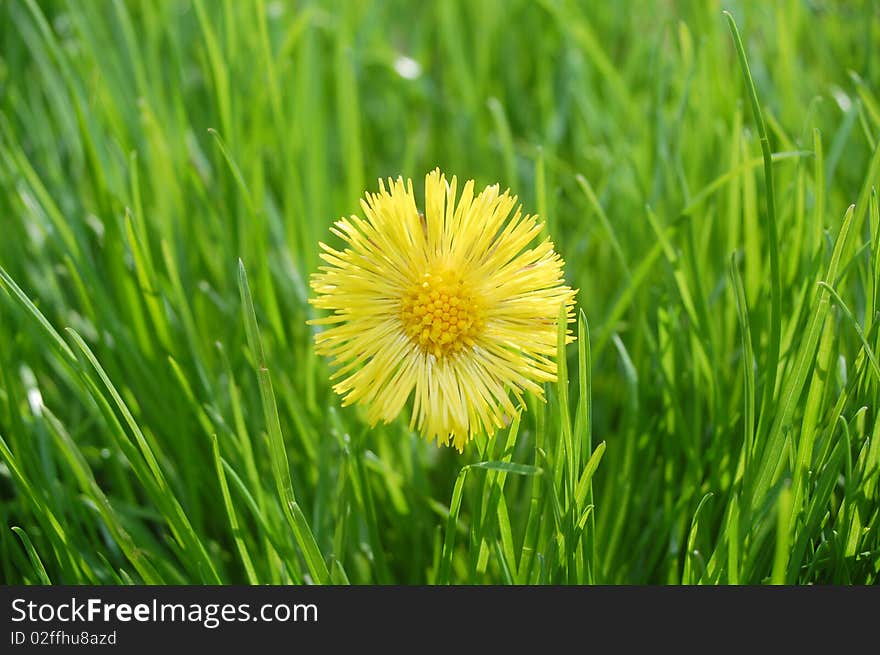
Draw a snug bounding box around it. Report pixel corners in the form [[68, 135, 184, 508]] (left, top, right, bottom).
[[309, 169, 576, 451]]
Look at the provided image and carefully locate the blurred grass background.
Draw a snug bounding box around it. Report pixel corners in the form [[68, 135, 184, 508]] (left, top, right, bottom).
[[0, 0, 879, 584]]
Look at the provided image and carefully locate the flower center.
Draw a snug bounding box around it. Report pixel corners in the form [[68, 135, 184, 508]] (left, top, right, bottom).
[[400, 270, 482, 358]]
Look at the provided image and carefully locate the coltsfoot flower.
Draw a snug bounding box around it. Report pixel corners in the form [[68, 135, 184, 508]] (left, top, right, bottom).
[[309, 169, 575, 451]]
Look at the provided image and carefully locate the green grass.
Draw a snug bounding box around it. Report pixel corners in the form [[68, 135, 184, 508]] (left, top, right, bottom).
[[1, 0, 879, 585]]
